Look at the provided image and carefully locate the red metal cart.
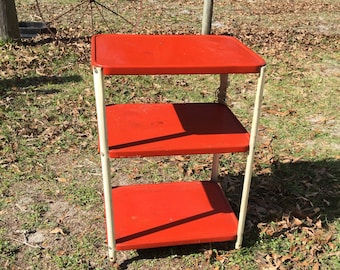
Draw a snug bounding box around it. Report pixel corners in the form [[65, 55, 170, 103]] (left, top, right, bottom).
[[91, 34, 266, 261]]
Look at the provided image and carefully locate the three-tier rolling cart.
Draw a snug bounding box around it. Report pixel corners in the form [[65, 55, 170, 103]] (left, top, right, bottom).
[[91, 34, 266, 261]]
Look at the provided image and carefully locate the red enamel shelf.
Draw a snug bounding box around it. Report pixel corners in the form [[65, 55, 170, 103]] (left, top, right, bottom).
[[111, 181, 238, 250], [91, 34, 265, 75], [104, 103, 250, 158]]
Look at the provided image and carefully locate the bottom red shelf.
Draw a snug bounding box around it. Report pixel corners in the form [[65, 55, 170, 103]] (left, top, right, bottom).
[[110, 181, 238, 250]]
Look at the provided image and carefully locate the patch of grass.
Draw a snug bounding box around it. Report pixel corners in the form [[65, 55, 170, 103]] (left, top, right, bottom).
[[223, 248, 257, 269], [259, 51, 340, 160], [0, 229, 20, 265], [19, 202, 49, 231], [0, 240, 19, 265], [65, 183, 101, 208], [318, 219, 340, 268]]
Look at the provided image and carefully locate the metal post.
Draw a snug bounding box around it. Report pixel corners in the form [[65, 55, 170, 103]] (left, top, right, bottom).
[[235, 66, 266, 249], [211, 74, 229, 181], [93, 67, 116, 261], [218, 74, 229, 104], [211, 154, 221, 181], [201, 0, 213, 34]]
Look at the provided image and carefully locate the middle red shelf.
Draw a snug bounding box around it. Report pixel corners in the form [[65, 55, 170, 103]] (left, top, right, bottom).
[[104, 103, 249, 158]]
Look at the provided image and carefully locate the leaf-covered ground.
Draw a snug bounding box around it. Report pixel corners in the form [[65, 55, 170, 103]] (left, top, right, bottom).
[[1, 0, 339, 269]]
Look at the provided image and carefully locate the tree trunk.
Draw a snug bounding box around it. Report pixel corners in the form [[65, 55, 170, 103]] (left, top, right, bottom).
[[0, 0, 20, 41]]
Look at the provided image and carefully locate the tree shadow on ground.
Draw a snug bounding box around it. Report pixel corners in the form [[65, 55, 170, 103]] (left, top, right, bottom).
[[118, 158, 339, 268], [118, 243, 220, 269], [20, 35, 91, 47], [0, 74, 83, 97], [245, 159, 339, 226]]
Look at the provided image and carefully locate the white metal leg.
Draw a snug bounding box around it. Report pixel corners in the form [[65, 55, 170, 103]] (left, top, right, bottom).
[[93, 67, 116, 261], [235, 66, 266, 249]]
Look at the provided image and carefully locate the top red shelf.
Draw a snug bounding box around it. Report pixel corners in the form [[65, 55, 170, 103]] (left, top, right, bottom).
[[91, 34, 266, 75]]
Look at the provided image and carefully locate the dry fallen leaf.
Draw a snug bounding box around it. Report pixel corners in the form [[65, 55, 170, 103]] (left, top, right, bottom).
[[312, 262, 320, 270], [292, 217, 303, 227], [50, 227, 65, 235], [56, 250, 65, 256], [57, 177, 68, 183], [315, 220, 322, 229]]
